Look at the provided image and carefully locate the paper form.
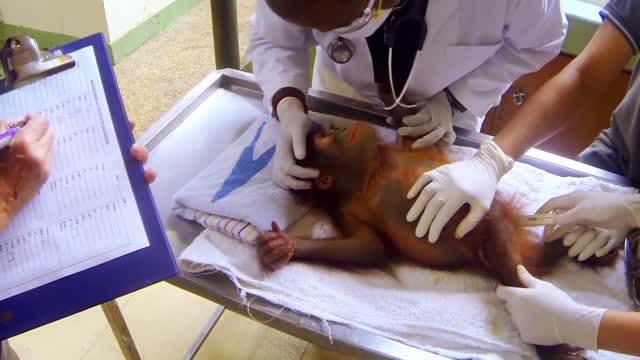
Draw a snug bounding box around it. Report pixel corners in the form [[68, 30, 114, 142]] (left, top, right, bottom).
[[0, 46, 149, 301]]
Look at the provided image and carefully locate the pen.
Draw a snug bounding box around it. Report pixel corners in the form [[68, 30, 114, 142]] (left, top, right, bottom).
[[0, 127, 20, 151]]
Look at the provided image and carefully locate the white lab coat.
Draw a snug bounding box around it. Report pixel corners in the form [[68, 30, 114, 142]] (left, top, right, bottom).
[[247, 0, 567, 130]]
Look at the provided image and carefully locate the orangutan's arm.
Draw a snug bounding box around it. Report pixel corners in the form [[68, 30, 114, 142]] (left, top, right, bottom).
[[292, 215, 386, 265], [258, 209, 386, 269]]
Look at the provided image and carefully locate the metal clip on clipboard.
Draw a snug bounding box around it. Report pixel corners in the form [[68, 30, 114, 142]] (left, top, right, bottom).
[[0, 34, 75, 95]]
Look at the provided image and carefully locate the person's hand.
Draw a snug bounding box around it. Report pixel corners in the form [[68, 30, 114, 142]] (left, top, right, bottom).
[[0, 114, 53, 230], [127, 120, 156, 184], [257, 221, 295, 271], [538, 191, 640, 241], [560, 226, 625, 261], [272, 98, 319, 190], [388, 91, 455, 149], [496, 265, 605, 350], [406, 141, 514, 243]]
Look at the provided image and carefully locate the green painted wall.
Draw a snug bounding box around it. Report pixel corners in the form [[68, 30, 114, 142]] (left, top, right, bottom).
[[108, 0, 201, 63], [0, 0, 201, 64], [0, 22, 77, 50]]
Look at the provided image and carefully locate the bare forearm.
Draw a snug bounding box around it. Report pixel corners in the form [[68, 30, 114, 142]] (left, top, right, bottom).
[[597, 310, 640, 356], [494, 21, 633, 159], [493, 67, 588, 159]]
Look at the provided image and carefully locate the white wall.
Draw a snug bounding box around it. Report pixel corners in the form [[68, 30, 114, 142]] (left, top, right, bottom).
[[0, 0, 176, 43], [103, 0, 175, 42], [0, 0, 109, 39]]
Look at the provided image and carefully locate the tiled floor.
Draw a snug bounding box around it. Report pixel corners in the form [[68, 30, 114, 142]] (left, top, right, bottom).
[[8, 1, 362, 359], [114, 0, 257, 139]]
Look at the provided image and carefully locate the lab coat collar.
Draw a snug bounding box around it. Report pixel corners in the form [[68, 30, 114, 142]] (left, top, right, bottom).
[[425, 0, 458, 43]]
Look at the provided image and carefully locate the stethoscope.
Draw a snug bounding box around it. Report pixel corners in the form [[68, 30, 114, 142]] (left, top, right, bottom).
[[327, 0, 428, 111], [326, 38, 356, 65], [327, 0, 378, 64]]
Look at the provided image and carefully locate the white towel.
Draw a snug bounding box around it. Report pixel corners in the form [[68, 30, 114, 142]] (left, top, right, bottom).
[[179, 145, 638, 360], [173, 207, 260, 246], [172, 117, 311, 232], [172, 113, 396, 239]]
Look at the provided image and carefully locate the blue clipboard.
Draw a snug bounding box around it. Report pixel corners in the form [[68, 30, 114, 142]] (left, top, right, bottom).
[[0, 33, 178, 340]]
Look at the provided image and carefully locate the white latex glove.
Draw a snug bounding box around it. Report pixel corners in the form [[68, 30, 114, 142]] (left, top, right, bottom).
[[406, 141, 514, 243], [561, 226, 625, 262], [272, 97, 319, 190], [388, 91, 455, 149], [538, 191, 640, 241], [496, 265, 606, 350]]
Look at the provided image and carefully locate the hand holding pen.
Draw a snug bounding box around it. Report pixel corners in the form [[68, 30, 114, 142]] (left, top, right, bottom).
[[0, 113, 157, 231], [0, 117, 29, 151], [0, 113, 53, 230]]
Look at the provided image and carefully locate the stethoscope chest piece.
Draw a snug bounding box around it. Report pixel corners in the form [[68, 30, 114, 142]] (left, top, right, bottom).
[[327, 37, 355, 64]]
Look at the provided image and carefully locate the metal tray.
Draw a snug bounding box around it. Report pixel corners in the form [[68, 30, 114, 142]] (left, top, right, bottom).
[[139, 69, 633, 360]]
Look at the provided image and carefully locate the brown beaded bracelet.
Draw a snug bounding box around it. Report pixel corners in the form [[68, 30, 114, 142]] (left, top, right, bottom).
[[271, 87, 309, 120]]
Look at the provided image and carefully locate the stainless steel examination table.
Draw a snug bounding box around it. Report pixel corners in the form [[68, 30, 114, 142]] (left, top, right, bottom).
[[138, 69, 634, 360]]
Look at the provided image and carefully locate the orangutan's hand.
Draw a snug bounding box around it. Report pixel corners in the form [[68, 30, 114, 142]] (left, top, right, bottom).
[[258, 221, 295, 271]]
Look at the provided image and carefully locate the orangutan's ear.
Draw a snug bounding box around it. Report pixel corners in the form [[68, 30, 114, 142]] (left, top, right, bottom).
[[315, 175, 334, 190]]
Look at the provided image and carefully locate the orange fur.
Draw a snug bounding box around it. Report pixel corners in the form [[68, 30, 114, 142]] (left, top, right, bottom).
[[288, 123, 617, 360]]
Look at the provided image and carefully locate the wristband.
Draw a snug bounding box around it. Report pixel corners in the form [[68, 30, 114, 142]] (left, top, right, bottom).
[[271, 87, 308, 120]]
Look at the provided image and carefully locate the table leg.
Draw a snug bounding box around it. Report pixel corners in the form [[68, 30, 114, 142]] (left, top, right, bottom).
[[210, 0, 240, 70], [101, 300, 141, 360], [183, 306, 226, 360]]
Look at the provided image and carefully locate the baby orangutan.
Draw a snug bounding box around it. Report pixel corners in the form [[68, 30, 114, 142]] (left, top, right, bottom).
[[258, 122, 615, 360]]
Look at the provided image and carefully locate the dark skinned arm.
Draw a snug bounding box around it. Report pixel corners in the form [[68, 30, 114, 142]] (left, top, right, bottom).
[[493, 20, 634, 159]]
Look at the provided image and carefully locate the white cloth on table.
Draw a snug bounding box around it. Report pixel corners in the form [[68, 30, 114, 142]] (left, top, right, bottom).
[[1, 341, 18, 360], [175, 118, 637, 360], [171, 112, 395, 236], [172, 117, 311, 232]]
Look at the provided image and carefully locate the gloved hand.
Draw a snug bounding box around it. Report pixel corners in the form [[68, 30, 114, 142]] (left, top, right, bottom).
[[561, 226, 625, 261], [406, 141, 514, 243], [496, 265, 606, 350], [272, 97, 320, 190], [388, 91, 455, 149], [538, 191, 640, 241]]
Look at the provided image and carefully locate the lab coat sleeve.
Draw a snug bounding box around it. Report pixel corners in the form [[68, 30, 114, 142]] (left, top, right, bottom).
[[447, 0, 568, 118], [246, 0, 316, 113]]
